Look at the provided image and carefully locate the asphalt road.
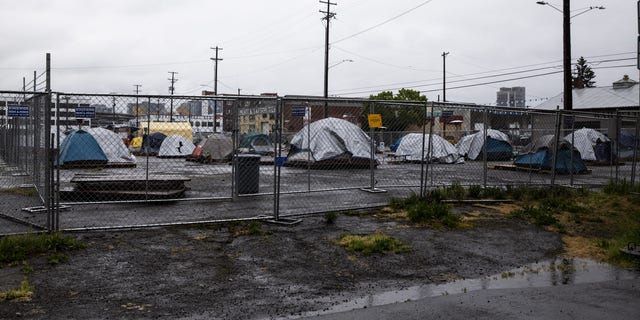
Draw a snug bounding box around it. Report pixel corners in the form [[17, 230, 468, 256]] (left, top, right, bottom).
[[307, 279, 640, 320]]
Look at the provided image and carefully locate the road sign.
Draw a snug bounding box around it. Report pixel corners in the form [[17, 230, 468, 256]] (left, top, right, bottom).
[[7, 105, 30, 118], [75, 106, 96, 119], [291, 106, 306, 117], [368, 114, 382, 128], [441, 111, 453, 119]]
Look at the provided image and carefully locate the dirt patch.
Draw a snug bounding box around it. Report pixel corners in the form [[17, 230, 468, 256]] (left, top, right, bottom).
[[0, 205, 563, 319]]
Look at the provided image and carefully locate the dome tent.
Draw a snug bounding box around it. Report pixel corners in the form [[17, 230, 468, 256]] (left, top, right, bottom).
[[563, 128, 614, 163], [455, 129, 513, 161], [514, 134, 587, 174], [158, 134, 196, 158], [393, 133, 463, 164], [87, 127, 136, 166], [56, 130, 108, 167], [286, 117, 375, 169]]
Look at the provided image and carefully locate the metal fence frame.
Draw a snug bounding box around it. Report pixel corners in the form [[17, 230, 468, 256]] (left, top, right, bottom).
[[1, 91, 638, 234]]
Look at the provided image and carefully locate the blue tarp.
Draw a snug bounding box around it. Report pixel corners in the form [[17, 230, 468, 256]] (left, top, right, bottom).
[[56, 130, 108, 166], [484, 137, 513, 161], [514, 147, 587, 174]]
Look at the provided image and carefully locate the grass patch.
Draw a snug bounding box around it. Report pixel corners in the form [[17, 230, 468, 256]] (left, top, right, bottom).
[[336, 232, 412, 254], [0, 233, 85, 265], [0, 276, 32, 302]]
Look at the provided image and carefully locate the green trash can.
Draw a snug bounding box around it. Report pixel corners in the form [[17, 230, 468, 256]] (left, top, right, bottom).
[[235, 154, 260, 194]]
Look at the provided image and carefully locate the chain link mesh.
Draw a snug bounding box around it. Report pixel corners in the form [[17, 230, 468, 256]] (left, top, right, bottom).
[[0, 91, 638, 233]]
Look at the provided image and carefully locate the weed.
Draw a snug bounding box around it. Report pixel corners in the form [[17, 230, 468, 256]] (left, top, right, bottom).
[[0, 276, 32, 302], [0, 233, 85, 265], [509, 205, 558, 226], [324, 212, 338, 224], [467, 185, 483, 199], [480, 186, 507, 200], [229, 221, 270, 237], [336, 232, 412, 254], [603, 179, 640, 195], [20, 262, 33, 274], [47, 252, 69, 265], [445, 182, 465, 200]]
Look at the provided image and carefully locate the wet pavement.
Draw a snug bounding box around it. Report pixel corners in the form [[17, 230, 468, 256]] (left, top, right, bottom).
[[296, 258, 640, 319]]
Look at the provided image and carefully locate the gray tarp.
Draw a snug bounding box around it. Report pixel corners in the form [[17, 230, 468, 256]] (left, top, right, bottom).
[[87, 127, 136, 164], [288, 117, 372, 162], [394, 133, 463, 163]]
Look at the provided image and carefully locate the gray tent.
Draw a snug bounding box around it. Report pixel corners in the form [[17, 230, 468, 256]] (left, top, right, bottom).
[[191, 134, 234, 162], [158, 134, 196, 158], [563, 128, 611, 162], [455, 129, 513, 161], [394, 133, 463, 164], [87, 127, 136, 166], [287, 117, 374, 168]]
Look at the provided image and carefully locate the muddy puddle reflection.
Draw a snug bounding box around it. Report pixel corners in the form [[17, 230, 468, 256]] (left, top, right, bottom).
[[288, 258, 639, 319]]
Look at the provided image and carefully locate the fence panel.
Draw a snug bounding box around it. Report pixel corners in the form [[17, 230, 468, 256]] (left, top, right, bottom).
[[4, 89, 639, 234], [0, 91, 50, 234]]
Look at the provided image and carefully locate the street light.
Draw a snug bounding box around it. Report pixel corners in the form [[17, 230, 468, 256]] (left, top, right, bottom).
[[324, 59, 354, 118], [329, 59, 353, 69], [536, 1, 605, 110]]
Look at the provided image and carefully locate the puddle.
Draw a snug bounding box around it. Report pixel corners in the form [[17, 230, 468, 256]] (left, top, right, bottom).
[[286, 258, 639, 319]]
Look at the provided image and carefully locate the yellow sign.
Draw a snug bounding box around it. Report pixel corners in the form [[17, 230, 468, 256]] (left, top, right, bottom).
[[367, 114, 382, 128]]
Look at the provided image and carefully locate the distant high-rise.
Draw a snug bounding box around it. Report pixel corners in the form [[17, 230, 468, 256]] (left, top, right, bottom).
[[496, 87, 525, 108]]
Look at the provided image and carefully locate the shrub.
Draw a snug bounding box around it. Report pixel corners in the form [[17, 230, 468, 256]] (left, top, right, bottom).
[[467, 185, 483, 199], [324, 211, 338, 224]]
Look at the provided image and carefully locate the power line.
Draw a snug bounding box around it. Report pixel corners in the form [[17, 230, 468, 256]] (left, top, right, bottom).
[[331, 57, 634, 94], [331, 0, 436, 45]]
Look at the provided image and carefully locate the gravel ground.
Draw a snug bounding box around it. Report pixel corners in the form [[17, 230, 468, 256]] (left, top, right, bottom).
[[0, 201, 567, 319]]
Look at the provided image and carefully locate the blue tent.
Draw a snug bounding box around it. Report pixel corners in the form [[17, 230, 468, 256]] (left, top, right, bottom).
[[514, 135, 587, 174], [56, 130, 108, 166], [455, 129, 514, 161]]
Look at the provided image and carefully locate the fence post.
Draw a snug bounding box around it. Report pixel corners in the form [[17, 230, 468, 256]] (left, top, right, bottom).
[[482, 106, 488, 188], [272, 97, 282, 220], [420, 101, 428, 197], [631, 110, 640, 186], [551, 110, 562, 186]]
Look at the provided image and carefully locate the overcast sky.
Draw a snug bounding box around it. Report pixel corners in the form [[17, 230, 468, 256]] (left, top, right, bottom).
[[0, 0, 636, 106]]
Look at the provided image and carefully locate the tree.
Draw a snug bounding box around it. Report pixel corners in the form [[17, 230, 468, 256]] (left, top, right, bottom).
[[363, 89, 427, 132], [572, 56, 596, 88]]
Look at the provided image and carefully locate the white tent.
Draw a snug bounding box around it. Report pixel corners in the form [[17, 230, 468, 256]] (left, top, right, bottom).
[[455, 129, 512, 160], [394, 133, 463, 164], [563, 128, 610, 161], [287, 117, 372, 166], [158, 134, 196, 158], [86, 127, 136, 165]]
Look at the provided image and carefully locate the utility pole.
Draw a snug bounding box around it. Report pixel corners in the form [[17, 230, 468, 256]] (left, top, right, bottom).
[[562, 0, 572, 111], [168, 71, 178, 122], [210, 46, 223, 95], [442, 52, 449, 102], [321, 0, 336, 118], [134, 84, 142, 128]]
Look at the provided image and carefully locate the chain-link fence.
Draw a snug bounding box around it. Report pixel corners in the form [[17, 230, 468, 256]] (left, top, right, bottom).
[[0, 91, 638, 234], [0, 90, 51, 233]]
